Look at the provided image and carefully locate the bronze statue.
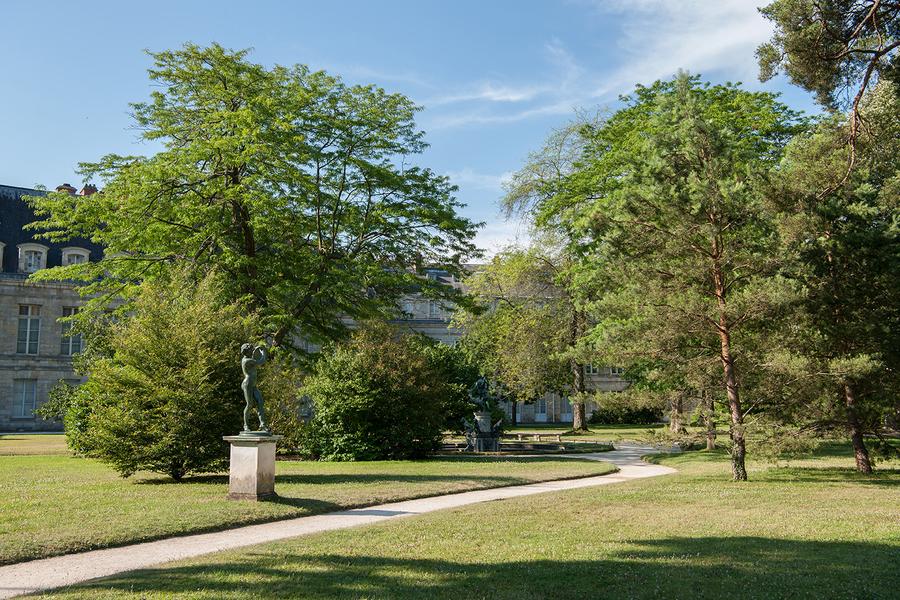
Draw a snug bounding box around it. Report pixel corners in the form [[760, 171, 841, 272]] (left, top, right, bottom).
[[241, 343, 269, 433]]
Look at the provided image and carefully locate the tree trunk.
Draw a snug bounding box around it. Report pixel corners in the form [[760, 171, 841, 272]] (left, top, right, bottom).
[[704, 389, 716, 451], [572, 400, 587, 432], [669, 393, 686, 434], [569, 308, 588, 432], [843, 382, 873, 474], [713, 259, 747, 481], [510, 399, 518, 427]]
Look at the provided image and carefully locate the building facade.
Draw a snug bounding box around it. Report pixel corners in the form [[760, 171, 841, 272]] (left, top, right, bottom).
[[1, 184, 102, 432]]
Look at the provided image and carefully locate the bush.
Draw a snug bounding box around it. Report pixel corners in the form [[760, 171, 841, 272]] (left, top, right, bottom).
[[405, 334, 480, 433], [71, 272, 255, 480], [588, 390, 663, 425], [302, 323, 459, 460], [258, 354, 315, 456]]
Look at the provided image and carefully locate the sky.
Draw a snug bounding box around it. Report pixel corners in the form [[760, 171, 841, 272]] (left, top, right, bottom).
[[0, 0, 818, 254]]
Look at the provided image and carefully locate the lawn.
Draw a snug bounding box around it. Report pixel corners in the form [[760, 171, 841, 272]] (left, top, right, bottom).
[[44, 444, 900, 599], [0, 447, 614, 565], [507, 423, 675, 443], [0, 434, 68, 456]]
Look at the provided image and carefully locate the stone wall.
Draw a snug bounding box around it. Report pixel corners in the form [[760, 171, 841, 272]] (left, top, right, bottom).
[[0, 276, 83, 432]]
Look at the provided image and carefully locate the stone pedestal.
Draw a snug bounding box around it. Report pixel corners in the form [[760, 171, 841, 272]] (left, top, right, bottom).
[[223, 434, 283, 500], [472, 432, 500, 452]]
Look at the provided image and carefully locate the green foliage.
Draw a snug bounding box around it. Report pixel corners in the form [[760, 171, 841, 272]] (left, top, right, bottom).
[[301, 323, 460, 461], [71, 271, 255, 480], [766, 81, 900, 454], [757, 0, 900, 109], [257, 355, 313, 456], [25, 42, 478, 352], [455, 244, 572, 403], [406, 334, 480, 432], [588, 391, 663, 425]]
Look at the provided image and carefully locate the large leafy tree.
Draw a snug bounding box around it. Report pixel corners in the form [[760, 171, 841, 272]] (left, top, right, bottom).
[[498, 121, 601, 431], [548, 75, 803, 480], [771, 82, 900, 472], [27, 43, 478, 349], [455, 244, 573, 427]]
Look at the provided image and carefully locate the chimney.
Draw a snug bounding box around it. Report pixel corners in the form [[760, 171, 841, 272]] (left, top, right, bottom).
[[56, 183, 77, 194], [78, 184, 98, 196]]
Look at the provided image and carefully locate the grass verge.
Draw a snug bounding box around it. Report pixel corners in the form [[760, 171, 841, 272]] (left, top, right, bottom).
[[0, 451, 614, 565], [41, 444, 900, 599]]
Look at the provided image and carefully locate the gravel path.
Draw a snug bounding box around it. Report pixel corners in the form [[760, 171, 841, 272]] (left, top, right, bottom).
[[0, 445, 675, 598]]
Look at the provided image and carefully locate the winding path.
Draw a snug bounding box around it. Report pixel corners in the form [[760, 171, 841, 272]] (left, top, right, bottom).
[[0, 445, 675, 598]]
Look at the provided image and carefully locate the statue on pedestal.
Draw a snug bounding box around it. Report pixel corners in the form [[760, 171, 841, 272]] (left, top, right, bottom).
[[240, 343, 269, 434]]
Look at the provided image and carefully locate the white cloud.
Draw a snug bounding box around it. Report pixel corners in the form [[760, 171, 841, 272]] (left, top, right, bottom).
[[428, 82, 549, 105], [425, 1, 774, 131], [473, 219, 533, 258], [589, 0, 772, 94], [445, 168, 514, 193]]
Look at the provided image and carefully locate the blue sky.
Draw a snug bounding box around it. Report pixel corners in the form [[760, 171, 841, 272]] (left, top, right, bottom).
[[0, 0, 818, 253]]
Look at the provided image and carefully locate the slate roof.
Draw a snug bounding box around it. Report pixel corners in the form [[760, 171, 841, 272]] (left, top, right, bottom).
[[0, 184, 104, 274]]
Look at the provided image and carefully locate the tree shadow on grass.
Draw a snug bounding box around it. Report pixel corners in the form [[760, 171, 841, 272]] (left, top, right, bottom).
[[67, 536, 900, 600], [134, 473, 533, 487], [762, 466, 900, 487]]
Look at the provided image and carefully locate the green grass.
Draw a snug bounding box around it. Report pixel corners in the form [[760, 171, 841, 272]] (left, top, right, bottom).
[[0, 451, 614, 565], [42, 444, 900, 599], [0, 434, 68, 456], [507, 423, 675, 443]]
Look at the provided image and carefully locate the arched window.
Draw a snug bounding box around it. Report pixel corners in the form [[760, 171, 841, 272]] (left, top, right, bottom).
[[61, 247, 91, 266], [17, 243, 49, 273]]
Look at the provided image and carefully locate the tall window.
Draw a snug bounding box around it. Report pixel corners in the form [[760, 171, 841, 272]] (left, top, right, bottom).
[[429, 301, 440, 319], [13, 379, 37, 418], [17, 305, 41, 354], [60, 307, 83, 355]]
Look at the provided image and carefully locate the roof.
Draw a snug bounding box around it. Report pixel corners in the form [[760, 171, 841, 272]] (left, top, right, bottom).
[[0, 184, 104, 273]]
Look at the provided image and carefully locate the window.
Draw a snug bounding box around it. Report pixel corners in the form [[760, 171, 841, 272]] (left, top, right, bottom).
[[536, 399, 547, 414], [17, 305, 41, 354], [17, 243, 49, 273], [400, 300, 414, 319], [13, 379, 37, 418], [62, 247, 90, 265], [60, 307, 83, 356], [610, 366, 626, 376], [428, 301, 440, 319], [585, 364, 601, 375]]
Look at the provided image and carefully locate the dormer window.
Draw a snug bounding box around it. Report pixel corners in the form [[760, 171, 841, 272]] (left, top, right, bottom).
[[62, 247, 90, 266], [17, 243, 49, 274]]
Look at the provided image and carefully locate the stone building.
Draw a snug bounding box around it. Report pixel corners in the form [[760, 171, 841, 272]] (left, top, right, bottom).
[[0, 184, 102, 432]]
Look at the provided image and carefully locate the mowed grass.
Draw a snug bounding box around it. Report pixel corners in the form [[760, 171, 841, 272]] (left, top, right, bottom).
[[0, 448, 614, 565], [507, 423, 674, 443], [44, 445, 900, 600], [0, 434, 68, 456]]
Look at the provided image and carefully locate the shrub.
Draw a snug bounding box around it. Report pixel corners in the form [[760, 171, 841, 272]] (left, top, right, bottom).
[[302, 323, 457, 460], [588, 390, 663, 425], [406, 334, 480, 432], [72, 272, 254, 480]]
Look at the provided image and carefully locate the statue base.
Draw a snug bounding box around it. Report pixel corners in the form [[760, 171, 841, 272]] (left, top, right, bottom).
[[472, 432, 500, 452], [223, 434, 283, 500]]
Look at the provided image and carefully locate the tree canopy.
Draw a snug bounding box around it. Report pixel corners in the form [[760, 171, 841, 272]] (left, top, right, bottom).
[[27, 43, 479, 350]]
